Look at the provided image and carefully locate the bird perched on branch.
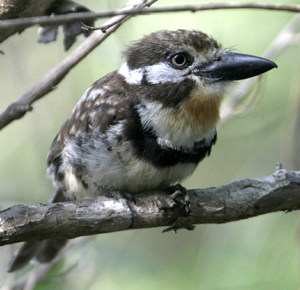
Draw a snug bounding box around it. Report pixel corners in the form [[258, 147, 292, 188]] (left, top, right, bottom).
[[8, 29, 277, 272]]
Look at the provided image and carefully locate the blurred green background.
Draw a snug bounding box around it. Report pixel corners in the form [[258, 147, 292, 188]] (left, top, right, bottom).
[[1, 0, 300, 289]]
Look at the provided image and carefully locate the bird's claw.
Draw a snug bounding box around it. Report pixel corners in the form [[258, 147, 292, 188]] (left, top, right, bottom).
[[162, 216, 195, 233], [162, 184, 195, 232], [166, 184, 191, 215]]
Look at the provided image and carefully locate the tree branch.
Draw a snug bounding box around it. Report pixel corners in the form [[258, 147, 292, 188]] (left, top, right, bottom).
[[0, 0, 56, 43], [1, 2, 300, 30], [1, 169, 299, 246], [0, 0, 147, 131], [0, 1, 293, 130], [81, 0, 157, 33]]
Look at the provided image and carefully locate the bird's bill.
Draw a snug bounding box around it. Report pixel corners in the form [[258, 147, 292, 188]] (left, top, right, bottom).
[[194, 52, 277, 82]]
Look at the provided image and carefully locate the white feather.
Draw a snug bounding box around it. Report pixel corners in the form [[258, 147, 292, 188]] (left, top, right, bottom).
[[61, 123, 198, 198], [145, 62, 186, 84], [118, 62, 144, 85], [137, 102, 216, 149]]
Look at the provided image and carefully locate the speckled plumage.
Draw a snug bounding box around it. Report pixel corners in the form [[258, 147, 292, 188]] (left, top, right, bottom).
[[8, 29, 277, 272], [47, 30, 225, 199]]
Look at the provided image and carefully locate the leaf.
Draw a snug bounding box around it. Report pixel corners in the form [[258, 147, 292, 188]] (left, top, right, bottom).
[[37, 0, 95, 50]]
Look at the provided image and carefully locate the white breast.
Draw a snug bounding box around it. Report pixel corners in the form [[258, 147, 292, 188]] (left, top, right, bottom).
[[61, 133, 198, 199], [137, 102, 217, 149]]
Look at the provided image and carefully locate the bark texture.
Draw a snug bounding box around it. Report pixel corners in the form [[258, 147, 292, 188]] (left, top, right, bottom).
[[0, 169, 299, 246]]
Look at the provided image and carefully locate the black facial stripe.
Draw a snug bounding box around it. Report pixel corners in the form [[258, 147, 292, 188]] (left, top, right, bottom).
[[123, 106, 217, 168], [136, 78, 195, 108]]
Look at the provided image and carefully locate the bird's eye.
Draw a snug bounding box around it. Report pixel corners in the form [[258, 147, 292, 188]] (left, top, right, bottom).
[[170, 53, 188, 68]]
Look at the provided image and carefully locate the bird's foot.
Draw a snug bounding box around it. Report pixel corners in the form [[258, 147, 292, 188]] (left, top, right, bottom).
[[164, 184, 191, 215], [162, 184, 195, 233], [162, 216, 195, 233]]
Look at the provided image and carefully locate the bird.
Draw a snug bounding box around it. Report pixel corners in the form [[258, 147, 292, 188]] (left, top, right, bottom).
[[7, 29, 277, 272]]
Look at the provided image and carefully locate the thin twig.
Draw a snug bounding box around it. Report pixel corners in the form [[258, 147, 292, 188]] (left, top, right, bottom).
[[0, 2, 300, 29], [81, 0, 157, 32], [0, 0, 147, 131], [141, 0, 158, 8]]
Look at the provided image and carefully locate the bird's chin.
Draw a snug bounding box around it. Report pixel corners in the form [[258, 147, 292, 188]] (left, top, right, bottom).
[[191, 74, 231, 97]]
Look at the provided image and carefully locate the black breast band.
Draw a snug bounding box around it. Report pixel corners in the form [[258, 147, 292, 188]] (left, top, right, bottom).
[[123, 106, 217, 168]]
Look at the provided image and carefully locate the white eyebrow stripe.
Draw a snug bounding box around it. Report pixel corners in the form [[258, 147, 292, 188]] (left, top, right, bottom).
[[145, 62, 186, 84], [119, 61, 191, 85], [118, 62, 144, 85]]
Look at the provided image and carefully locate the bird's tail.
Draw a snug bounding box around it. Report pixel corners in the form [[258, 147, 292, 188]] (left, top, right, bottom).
[[7, 189, 69, 272]]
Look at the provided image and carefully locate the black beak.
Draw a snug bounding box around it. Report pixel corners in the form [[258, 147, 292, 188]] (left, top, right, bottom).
[[194, 52, 277, 82]]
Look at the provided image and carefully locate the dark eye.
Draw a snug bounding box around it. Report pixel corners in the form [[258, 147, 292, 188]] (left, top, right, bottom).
[[171, 53, 188, 68]]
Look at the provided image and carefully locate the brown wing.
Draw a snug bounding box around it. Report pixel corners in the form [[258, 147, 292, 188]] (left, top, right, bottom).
[[47, 70, 135, 183]]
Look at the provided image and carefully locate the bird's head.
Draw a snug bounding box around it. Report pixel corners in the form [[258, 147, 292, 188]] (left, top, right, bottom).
[[118, 30, 277, 145], [120, 29, 276, 97]]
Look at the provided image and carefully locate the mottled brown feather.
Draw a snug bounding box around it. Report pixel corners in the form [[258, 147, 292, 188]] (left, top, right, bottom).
[[47, 71, 136, 169]]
